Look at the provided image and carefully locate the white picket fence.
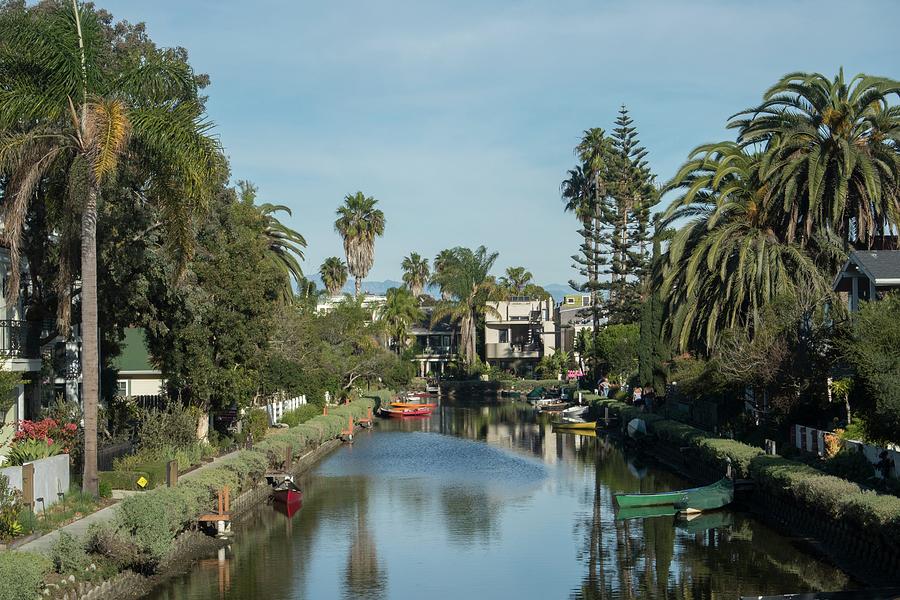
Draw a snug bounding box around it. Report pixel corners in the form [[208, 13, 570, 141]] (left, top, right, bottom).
[[792, 424, 900, 479], [266, 395, 307, 426]]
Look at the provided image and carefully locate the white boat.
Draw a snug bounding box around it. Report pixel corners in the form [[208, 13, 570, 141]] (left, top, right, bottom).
[[562, 405, 588, 419]]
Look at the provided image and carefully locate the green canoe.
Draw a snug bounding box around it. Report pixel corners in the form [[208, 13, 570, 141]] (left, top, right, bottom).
[[613, 478, 734, 511], [615, 505, 677, 521], [526, 386, 545, 400]]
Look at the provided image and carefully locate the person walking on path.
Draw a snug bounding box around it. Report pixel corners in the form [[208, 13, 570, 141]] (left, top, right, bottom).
[[632, 386, 642, 406]]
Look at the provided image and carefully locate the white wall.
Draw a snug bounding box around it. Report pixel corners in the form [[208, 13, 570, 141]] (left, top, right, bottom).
[[0, 454, 70, 510]]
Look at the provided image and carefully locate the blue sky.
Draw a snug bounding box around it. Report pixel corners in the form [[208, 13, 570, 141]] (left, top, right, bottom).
[[101, 0, 900, 284]]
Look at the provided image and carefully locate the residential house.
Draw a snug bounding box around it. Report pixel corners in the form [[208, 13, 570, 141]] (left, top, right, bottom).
[[484, 297, 557, 376], [833, 250, 900, 312], [113, 327, 165, 399], [408, 308, 458, 377]]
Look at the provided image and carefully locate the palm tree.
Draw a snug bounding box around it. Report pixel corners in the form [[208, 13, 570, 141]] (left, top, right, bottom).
[[499, 267, 532, 294], [334, 191, 385, 296], [381, 287, 423, 354], [0, 2, 220, 494], [659, 142, 830, 351], [320, 257, 348, 296], [432, 249, 455, 299], [729, 70, 900, 247], [238, 181, 306, 303], [430, 246, 499, 366], [401, 252, 430, 297]]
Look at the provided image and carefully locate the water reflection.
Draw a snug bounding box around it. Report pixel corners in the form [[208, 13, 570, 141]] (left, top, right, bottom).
[[147, 398, 851, 600]]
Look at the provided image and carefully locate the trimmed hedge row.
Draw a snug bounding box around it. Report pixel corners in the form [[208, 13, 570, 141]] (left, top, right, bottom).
[[99, 470, 153, 491], [590, 397, 762, 477], [590, 396, 900, 544], [750, 455, 900, 541], [37, 399, 377, 577]]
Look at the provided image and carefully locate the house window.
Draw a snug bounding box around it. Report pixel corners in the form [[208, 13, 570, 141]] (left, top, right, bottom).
[[499, 329, 509, 343], [566, 297, 575, 305], [116, 380, 128, 398]]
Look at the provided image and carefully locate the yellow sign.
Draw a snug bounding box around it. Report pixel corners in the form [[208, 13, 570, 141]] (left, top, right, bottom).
[[136, 476, 148, 489]]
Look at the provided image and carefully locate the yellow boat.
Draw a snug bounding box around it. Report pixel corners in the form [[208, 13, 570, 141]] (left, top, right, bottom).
[[552, 420, 597, 430], [390, 401, 437, 409]]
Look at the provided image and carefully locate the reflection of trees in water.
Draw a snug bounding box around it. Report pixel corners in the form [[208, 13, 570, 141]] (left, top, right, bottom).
[[569, 435, 848, 599], [344, 490, 386, 600], [440, 485, 500, 546]]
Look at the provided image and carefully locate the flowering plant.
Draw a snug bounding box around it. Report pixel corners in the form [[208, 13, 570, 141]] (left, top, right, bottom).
[[13, 418, 79, 454]]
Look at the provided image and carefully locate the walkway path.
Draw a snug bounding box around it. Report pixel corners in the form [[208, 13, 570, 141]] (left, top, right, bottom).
[[17, 449, 241, 555]]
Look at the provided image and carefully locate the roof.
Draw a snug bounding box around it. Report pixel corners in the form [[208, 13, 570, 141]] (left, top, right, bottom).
[[836, 251, 900, 286], [113, 328, 158, 373]]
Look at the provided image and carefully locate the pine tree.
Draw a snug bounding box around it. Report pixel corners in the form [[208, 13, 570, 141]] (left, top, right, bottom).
[[608, 105, 656, 323]]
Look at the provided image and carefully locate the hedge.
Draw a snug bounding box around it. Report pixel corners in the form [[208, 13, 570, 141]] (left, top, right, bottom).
[[0, 551, 51, 600], [589, 397, 762, 477], [104, 398, 376, 569], [750, 455, 900, 540], [589, 397, 900, 542]]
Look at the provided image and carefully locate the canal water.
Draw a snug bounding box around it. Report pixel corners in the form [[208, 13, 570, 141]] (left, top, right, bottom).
[[148, 398, 851, 599]]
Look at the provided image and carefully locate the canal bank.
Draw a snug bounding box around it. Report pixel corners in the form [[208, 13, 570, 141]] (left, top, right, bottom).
[[587, 396, 900, 587], [0, 398, 378, 600], [144, 397, 858, 599]]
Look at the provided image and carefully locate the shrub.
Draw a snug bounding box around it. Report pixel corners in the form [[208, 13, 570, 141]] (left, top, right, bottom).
[[242, 408, 269, 444], [823, 448, 875, 483], [135, 404, 197, 452], [51, 531, 90, 574], [0, 551, 51, 600], [0, 473, 24, 540], [280, 404, 321, 428], [5, 438, 63, 466]]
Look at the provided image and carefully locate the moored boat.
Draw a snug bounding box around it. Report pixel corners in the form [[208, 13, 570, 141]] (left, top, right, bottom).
[[552, 420, 597, 430], [382, 405, 433, 418], [614, 478, 734, 511], [272, 479, 303, 505], [390, 401, 437, 409]]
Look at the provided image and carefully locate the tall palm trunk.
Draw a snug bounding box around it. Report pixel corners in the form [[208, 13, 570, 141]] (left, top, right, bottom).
[[81, 186, 99, 495], [355, 277, 361, 296]]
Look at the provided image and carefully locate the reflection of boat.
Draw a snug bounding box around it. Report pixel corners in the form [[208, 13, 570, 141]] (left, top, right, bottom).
[[273, 479, 303, 505], [500, 390, 521, 398], [273, 496, 303, 518], [614, 478, 734, 511], [676, 510, 734, 533], [552, 420, 597, 430], [615, 505, 677, 521], [382, 406, 433, 418]]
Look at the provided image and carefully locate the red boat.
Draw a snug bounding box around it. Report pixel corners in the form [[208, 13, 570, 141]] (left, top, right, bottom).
[[382, 406, 433, 418], [272, 479, 303, 504]]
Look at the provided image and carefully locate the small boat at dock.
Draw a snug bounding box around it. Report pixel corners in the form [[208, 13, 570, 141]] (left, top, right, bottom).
[[613, 478, 734, 512], [272, 479, 303, 505], [552, 420, 597, 430], [381, 405, 433, 418]]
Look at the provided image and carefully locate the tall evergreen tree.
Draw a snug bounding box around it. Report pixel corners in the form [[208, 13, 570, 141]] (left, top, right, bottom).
[[608, 105, 656, 324]]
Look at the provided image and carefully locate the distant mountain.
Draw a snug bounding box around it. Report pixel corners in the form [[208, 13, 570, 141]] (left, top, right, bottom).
[[542, 283, 576, 303]]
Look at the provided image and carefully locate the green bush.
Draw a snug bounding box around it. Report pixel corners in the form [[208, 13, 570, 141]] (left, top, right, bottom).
[[823, 448, 876, 482], [4, 438, 62, 466], [51, 531, 89, 575], [242, 408, 269, 444], [135, 404, 197, 452], [280, 404, 321, 428], [0, 551, 51, 600], [0, 473, 25, 540]]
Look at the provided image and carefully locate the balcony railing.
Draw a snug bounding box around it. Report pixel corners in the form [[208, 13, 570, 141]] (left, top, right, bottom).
[[416, 346, 455, 357], [0, 319, 39, 359]]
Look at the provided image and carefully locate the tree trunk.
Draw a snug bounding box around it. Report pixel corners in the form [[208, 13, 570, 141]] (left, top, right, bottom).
[[355, 277, 361, 296], [81, 186, 100, 496], [845, 398, 851, 426], [196, 409, 210, 442]]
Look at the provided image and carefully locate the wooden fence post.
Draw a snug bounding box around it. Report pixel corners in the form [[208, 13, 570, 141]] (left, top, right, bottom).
[[22, 463, 35, 509], [167, 460, 179, 487]]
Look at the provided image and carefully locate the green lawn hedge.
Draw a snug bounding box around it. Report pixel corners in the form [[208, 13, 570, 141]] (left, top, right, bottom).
[[589, 397, 900, 542], [0, 551, 51, 600], [99, 470, 152, 491]]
